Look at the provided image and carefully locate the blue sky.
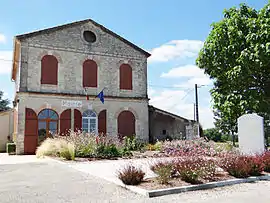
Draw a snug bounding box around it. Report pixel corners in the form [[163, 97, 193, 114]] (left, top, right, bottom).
[[0, 0, 267, 128]]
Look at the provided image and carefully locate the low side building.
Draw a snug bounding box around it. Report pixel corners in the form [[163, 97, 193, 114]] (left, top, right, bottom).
[[149, 105, 195, 143]]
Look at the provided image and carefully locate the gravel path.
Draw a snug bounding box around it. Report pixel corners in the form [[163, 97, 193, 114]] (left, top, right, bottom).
[[0, 160, 269, 203]]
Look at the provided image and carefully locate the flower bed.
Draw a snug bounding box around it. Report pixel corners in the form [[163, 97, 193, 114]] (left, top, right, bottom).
[[118, 152, 270, 191]]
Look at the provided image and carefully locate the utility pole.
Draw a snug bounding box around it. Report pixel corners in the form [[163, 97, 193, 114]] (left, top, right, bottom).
[[195, 84, 199, 123], [195, 84, 200, 137], [193, 103, 196, 121]]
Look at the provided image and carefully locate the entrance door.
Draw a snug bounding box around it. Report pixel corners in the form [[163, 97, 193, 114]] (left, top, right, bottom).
[[38, 109, 59, 145], [24, 108, 38, 154]]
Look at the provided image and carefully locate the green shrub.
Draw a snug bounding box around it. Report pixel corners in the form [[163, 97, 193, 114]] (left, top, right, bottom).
[[96, 144, 121, 158], [152, 163, 172, 184], [6, 143, 16, 155], [118, 165, 145, 185], [123, 136, 144, 151]]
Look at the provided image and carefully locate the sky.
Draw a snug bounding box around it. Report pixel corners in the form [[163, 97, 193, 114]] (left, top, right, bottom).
[[0, 0, 267, 129]]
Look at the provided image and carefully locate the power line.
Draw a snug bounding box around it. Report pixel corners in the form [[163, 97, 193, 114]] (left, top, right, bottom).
[[166, 88, 194, 111]]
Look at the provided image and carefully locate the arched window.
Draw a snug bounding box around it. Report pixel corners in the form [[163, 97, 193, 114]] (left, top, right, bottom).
[[82, 110, 97, 134], [38, 109, 59, 145], [41, 55, 58, 85], [83, 59, 98, 87], [120, 64, 132, 90]]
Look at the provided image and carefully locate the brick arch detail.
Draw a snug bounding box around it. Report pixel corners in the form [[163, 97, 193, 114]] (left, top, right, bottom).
[[80, 56, 101, 67], [114, 107, 138, 120], [116, 60, 134, 69], [38, 51, 63, 63]]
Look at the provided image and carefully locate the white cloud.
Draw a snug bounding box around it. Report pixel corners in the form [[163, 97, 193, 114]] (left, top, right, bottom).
[[161, 64, 205, 78], [149, 88, 214, 129], [0, 34, 6, 43], [0, 51, 12, 75], [148, 40, 203, 63], [161, 64, 212, 88]]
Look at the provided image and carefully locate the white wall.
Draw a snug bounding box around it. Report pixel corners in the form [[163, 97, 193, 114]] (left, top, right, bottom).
[[0, 110, 14, 152]]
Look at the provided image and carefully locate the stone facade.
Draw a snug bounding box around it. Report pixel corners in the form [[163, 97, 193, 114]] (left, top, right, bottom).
[[149, 106, 194, 142], [12, 19, 150, 154]]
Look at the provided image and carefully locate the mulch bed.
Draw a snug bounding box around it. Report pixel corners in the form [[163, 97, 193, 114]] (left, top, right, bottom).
[[139, 171, 235, 190]]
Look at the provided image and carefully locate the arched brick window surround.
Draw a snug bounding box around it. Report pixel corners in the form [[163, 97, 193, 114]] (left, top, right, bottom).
[[83, 59, 98, 87], [120, 64, 132, 90], [41, 55, 58, 85]]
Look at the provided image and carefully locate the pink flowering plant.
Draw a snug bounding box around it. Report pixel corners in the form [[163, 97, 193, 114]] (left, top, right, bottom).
[[218, 152, 265, 178], [59, 130, 124, 158], [262, 150, 270, 172], [160, 138, 230, 157]]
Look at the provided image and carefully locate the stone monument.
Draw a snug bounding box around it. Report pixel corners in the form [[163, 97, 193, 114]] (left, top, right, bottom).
[[238, 113, 265, 155]]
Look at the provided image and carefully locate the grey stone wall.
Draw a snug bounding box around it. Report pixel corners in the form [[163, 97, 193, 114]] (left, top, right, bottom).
[[18, 21, 148, 98], [14, 20, 150, 154], [15, 93, 149, 154], [149, 111, 190, 142]]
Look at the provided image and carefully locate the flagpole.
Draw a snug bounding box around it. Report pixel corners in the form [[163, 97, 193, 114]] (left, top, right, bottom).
[[84, 87, 105, 106]]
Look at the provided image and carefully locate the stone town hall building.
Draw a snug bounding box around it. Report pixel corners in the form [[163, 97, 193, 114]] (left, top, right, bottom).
[[10, 19, 194, 154]]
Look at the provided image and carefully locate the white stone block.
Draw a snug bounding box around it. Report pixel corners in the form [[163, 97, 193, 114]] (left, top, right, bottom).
[[238, 113, 265, 155]]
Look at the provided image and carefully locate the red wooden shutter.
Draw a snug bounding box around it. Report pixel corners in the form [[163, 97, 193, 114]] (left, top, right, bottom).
[[98, 110, 107, 134], [41, 55, 58, 85], [60, 109, 71, 135], [83, 60, 97, 87], [117, 111, 135, 139], [24, 108, 38, 154], [74, 109, 82, 132], [120, 64, 132, 90]]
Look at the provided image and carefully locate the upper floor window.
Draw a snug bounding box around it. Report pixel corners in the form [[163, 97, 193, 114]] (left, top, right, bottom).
[[83, 59, 98, 87], [120, 64, 132, 90], [41, 55, 58, 85]]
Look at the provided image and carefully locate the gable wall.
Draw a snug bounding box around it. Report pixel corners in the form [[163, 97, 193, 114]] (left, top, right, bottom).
[[18, 21, 148, 98]]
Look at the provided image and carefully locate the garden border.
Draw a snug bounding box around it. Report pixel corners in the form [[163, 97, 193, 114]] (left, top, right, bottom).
[[45, 156, 270, 198], [122, 175, 270, 198]]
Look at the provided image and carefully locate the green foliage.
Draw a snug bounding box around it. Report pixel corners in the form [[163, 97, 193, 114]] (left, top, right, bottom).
[[204, 128, 222, 142], [96, 144, 121, 158], [123, 136, 144, 151], [145, 141, 162, 151], [0, 91, 10, 112], [155, 164, 172, 184], [6, 143, 16, 155], [118, 165, 145, 185], [196, 2, 270, 139], [151, 162, 172, 184]]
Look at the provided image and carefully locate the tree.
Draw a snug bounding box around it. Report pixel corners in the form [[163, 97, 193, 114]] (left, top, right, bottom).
[[196, 3, 270, 146], [203, 128, 222, 142], [0, 91, 10, 112]]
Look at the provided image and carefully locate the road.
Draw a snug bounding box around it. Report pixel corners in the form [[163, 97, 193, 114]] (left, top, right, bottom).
[[0, 160, 269, 203]]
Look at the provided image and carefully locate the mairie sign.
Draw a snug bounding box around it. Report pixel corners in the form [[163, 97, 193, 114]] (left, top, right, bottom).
[[61, 100, 82, 108]]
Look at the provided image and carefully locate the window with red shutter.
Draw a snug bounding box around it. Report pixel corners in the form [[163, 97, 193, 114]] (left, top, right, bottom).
[[120, 64, 132, 90], [83, 60, 98, 87], [41, 55, 58, 85]]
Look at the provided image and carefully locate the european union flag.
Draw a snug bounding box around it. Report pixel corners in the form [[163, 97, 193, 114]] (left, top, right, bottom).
[[97, 90, 104, 104]]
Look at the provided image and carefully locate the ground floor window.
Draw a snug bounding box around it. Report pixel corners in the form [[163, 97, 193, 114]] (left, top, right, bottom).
[[82, 110, 98, 134], [38, 109, 59, 145]]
